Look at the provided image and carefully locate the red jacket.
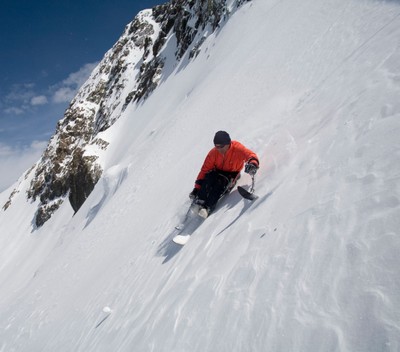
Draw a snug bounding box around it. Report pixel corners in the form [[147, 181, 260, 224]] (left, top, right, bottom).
[[195, 141, 259, 189]]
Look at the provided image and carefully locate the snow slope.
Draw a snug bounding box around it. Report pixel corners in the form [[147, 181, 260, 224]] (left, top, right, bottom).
[[1, 0, 400, 351]]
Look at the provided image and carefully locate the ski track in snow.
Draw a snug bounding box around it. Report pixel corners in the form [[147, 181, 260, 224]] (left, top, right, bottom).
[[1, 0, 400, 351]]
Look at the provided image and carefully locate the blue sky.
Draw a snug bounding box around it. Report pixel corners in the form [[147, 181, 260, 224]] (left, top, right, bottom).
[[0, 0, 161, 191]]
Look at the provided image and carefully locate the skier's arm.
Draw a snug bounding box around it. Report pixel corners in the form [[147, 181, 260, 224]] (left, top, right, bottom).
[[239, 143, 259, 168]]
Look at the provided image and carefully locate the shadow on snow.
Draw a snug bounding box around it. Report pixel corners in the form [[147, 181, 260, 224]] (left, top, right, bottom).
[[156, 185, 275, 264]]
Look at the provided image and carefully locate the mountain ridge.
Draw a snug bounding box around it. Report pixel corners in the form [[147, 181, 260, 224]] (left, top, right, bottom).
[[2, 0, 248, 228]]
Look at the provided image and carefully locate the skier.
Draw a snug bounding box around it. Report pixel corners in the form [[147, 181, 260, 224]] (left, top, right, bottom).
[[189, 131, 259, 218]]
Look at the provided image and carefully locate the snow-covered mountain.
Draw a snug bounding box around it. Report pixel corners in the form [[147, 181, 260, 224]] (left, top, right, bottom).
[[1, 0, 400, 351], [2, 0, 246, 228]]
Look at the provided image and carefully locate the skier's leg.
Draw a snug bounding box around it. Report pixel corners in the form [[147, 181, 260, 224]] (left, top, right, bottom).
[[196, 171, 217, 205], [196, 171, 237, 217], [204, 173, 230, 212], [225, 172, 240, 193]]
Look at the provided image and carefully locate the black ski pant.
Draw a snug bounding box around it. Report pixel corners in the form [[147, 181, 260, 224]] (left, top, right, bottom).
[[196, 170, 239, 212]]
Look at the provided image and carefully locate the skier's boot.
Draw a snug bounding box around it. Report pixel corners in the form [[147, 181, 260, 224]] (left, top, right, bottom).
[[198, 206, 209, 219]]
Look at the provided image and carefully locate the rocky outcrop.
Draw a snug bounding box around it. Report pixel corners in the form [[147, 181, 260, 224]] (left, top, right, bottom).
[[27, 103, 104, 227], [3, 0, 251, 228], [129, 0, 237, 102]]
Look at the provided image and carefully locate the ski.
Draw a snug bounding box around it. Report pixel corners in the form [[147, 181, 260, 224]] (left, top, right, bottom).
[[173, 234, 191, 245], [238, 174, 258, 200], [238, 185, 258, 200], [172, 203, 205, 245]]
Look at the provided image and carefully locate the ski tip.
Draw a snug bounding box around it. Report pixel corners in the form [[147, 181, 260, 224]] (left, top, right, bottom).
[[173, 235, 190, 245]]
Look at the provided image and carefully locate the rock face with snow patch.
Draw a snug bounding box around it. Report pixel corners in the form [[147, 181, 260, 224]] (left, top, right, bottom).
[[2, 0, 250, 227]]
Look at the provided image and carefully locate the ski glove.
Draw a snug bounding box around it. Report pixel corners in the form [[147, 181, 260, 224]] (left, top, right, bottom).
[[244, 162, 258, 176], [189, 188, 199, 200]]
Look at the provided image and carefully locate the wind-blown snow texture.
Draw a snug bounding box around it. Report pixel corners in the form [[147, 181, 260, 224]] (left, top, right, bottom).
[[1, 0, 400, 351]]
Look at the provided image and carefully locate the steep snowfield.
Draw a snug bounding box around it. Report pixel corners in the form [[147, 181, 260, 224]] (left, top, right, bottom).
[[1, 0, 400, 351]]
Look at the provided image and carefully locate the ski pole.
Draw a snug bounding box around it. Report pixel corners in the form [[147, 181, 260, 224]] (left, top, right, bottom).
[[250, 174, 255, 194]]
